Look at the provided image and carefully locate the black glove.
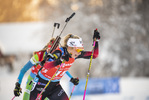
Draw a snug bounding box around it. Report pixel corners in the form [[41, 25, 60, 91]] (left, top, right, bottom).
[[70, 78, 79, 85], [62, 54, 70, 61], [55, 54, 70, 65], [40, 60, 45, 66], [14, 82, 22, 96], [55, 55, 69, 65], [62, 47, 72, 62], [93, 29, 100, 40]]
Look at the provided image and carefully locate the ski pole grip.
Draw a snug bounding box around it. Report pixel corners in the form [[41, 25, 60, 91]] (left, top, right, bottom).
[[54, 23, 60, 29], [54, 23, 57, 27], [65, 12, 75, 22], [57, 23, 60, 29]]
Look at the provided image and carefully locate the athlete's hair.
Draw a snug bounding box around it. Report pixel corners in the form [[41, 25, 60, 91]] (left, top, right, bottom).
[[33, 38, 55, 55], [42, 38, 55, 50], [61, 34, 80, 48]]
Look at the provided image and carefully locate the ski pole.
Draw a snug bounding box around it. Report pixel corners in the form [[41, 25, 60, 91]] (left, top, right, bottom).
[[36, 61, 65, 100], [11, 96, 15, 100], [52, 23, 60, 38], [69, 85, 76, 100], [83, 38, 96, 100], [69, 77, 78, 100]]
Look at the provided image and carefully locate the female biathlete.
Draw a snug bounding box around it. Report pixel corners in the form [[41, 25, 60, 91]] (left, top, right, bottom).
[[29, 29, 100, 100]]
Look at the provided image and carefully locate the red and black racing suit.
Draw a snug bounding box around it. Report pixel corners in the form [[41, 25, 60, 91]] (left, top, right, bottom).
[[30, 41, 99, 100]]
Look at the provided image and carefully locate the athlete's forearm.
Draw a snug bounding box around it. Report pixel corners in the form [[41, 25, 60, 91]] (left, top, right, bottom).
[[76, 41, 99, 59], [65, 71, 73, 80], [17, 60, 34, 84]]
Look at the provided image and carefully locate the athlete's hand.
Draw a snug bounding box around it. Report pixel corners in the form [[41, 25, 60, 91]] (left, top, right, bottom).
[[70, 78, 79, 85], [93, 29, 100, 40], [14, 82, 22, 96], [62, 54, 70, 61]]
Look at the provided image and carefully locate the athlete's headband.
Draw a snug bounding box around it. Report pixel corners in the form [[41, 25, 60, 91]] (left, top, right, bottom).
[[67, 38, 83, 47]]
